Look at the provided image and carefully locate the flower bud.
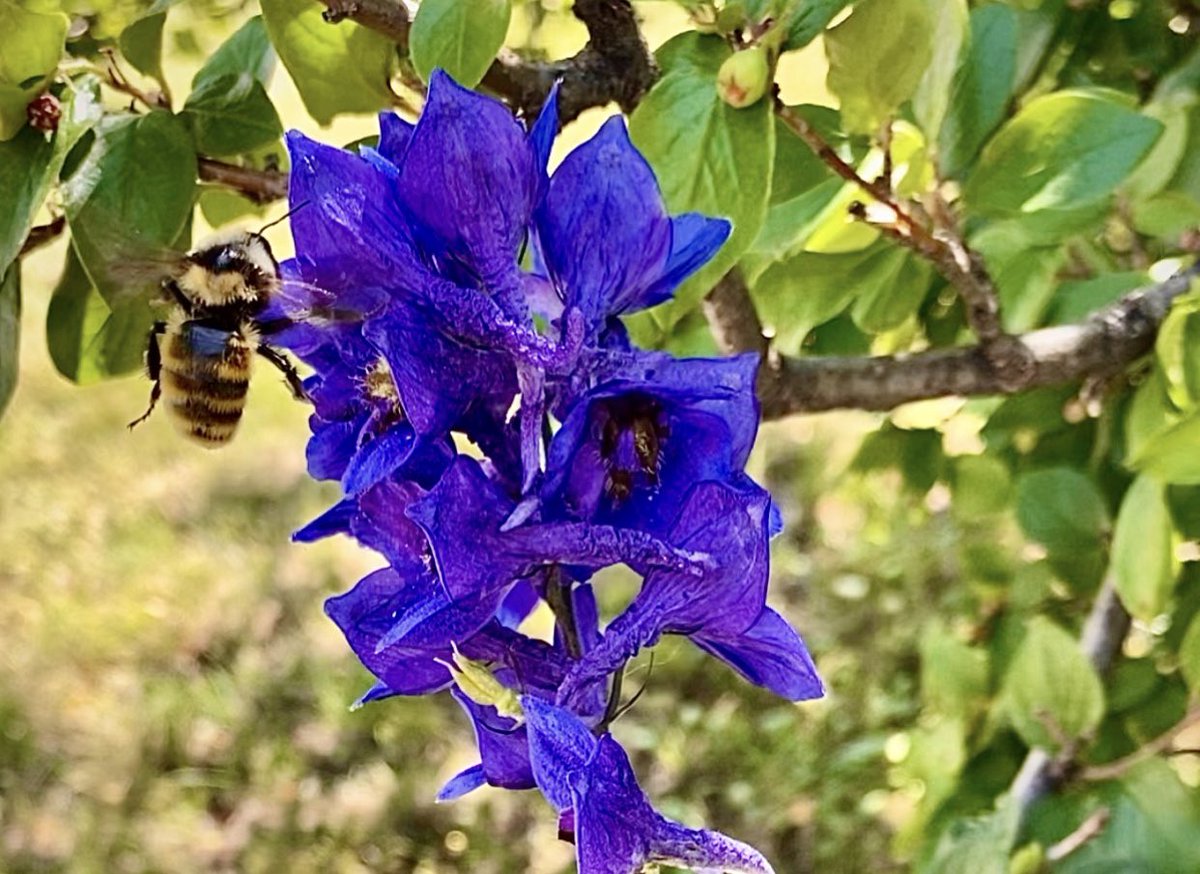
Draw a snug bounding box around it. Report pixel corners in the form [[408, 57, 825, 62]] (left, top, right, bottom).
[[716, 47, 770, 109], [439, 643, 524, 723], [26, 92, 61, 135]]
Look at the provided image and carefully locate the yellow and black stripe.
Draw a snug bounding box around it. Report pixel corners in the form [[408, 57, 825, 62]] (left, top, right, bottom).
[[160, 324, 254, 448]]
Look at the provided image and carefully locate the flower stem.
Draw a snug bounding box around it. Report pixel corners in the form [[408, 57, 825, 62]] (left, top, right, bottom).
[[544, 565, 582, 660]]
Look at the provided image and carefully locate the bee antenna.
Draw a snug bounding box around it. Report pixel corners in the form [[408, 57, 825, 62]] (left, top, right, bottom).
[[256, 200, 310, 236]]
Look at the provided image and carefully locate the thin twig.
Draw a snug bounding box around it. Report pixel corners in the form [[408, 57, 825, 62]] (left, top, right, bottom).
[[318, 0, 412, 48], [197, 157, 289, 204], [1079, 705, 1200, 782], [776, 104, 1032, 387], [543, 565, 582, 660], [705, 264, 1199, 419], [1045, 807, 1111, 862]]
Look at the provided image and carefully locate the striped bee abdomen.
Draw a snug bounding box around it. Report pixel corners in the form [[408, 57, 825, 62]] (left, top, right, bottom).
[[160, 321, 254, 448]]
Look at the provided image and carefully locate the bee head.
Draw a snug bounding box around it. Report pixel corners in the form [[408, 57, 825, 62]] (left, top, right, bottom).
[[178, 229, 280, 308]]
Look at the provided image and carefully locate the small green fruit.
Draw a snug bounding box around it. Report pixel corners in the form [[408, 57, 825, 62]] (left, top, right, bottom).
[[716, 47, 770, 109]]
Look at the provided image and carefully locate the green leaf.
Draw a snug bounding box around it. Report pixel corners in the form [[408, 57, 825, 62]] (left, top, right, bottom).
[[965, 90, 1163, 218], [410, 0, 510, 88], [46, 244, 154, 383], [824, 0, 933, 135], [194, 15, 275, 88], [0, 0, 67, 140], [924, 803, 1019, 874], [912, 0, 968, 145], [938, 2, 1016, 179], [952, 454, 1013, 519], [261, 0, 395, 125], [118, 12, 168, 89], [849, 250, 932, 333], [0, 261, 19, 418], [62, 111, 196, 304], [629, 32, 773, 331], [1048, 272, 1146, 325], [1155, 290, 1200, 412], [1179, 612, 1200, 694], [920, 622, 989, 720], [1004, 617, 1105, 750], [750, 242, 898, 351], [1016, 467, 1110, 554], [183, 73, 283, 157], [0, 77, 102, 276], [1131, 191, 1200, 238], [782, 0, 851, 51], [198, 187, 267, 227], [1111, 475, 1179, 622], [971, 221, 1066, 331], [1127, 371, 1200, 485]]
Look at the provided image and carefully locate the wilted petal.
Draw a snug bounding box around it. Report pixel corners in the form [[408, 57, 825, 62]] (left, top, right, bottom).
[[692, 607, 824, 702]]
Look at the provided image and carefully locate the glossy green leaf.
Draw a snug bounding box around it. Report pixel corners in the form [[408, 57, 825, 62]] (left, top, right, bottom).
[[194, 15, 275, 87], [0, 0, 67, 140], [938, 2, 1016, 179], [1004, 617, 1104, 750], [1048, 272, 1146, 325], [1127, 370, 1200, 485], [183, 73, 283, 157], [0, 261, 19, 418], [118, 12, 168, 89], [912, 0, 967, 145], [410, 0, 510, 88], [825, 0, 933, 135], [0, 78, 102, 276], [61, 111, 196, 303], [1155, 290, 1200, 412], [782, 0, 851, 51], [849, 250, 932, 333], [965, 90, 1163, 218], [749, 243, 898, 351], [1111, 475, 1179, 622], [629, 32, 773, 330], [261, 0, 394, 125]]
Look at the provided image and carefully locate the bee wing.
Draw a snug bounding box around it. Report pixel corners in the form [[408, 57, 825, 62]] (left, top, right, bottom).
[[70, 217, 188, 307], [270, 278, 387, 326]]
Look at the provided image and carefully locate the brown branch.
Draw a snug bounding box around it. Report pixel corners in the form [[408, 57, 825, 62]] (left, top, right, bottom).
[[318, 0, 411, 49], [776, 104, 1032, 388], [1079, 705, 1200, 783], [18, 216, 65, 257], [198, 157, 288, 204], [317, 0, 656, 125], [704, 264, 1200, 419], [1045, 807, 1111, 863]]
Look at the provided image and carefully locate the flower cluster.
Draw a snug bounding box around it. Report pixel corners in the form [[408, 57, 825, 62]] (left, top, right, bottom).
[[279, 70, 823, 873]]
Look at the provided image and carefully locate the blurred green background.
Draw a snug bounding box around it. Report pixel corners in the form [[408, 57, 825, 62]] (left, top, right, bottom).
[[4, 2, 1197, 873]]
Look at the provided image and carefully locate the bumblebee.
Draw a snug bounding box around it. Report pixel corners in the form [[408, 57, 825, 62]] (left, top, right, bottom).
[[125, 227, 311, 448]]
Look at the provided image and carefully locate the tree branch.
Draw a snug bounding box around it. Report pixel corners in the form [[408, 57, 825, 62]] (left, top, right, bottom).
[[704, 264, 1200, 419], [316, 0, 657, 125], [1079, 705, 1200, 783], [198, 157, 289, 204]]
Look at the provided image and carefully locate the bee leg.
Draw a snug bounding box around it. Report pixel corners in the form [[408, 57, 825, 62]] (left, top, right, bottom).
[[256, 344, 309, 402], [129, 322, 166, 430]]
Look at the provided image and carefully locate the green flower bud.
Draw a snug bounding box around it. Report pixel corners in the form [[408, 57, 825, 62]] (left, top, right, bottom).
[[438, 643, 524, 723], [716, 47, 770, 109]]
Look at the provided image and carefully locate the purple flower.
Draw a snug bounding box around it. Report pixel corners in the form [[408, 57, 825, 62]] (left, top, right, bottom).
[[523, 697, 775, 874], [556, 478, 817, 703], [407, 456, 710, 603]]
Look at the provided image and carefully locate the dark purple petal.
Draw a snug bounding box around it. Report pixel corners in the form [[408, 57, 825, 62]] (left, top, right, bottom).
[[557, 479, 774, 702], [534, 116, 671, 334], [545, 352, 761, 534], [437, 764, 486, 802], [285, 130, 420, 290], [306, 416, 361, 481], [293, 498, 355, 543], [398, 70, 535, 300], [377, 111, 414, 165], [341, 426, 420, 495], [496, 580, 539, 630], [528, 81, 559, 201], [692, 607, 824, 702], [523, 699, 775, 874], [451, 689, 535, 792], [641, 213, 733, 306]]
